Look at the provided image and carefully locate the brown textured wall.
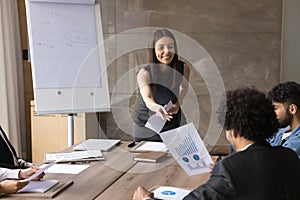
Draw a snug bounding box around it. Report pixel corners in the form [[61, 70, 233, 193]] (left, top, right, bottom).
[[99, 0, 283, 144], [18, 0, 283, 147]]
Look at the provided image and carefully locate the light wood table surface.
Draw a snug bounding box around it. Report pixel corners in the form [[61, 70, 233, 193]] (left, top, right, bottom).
[[96, 153, 212, 200], [2, 141, 217, 200], [2, 142, 136, 200]]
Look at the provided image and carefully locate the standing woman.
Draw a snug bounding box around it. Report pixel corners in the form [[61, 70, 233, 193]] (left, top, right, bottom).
[[133, 29, 190, 142]]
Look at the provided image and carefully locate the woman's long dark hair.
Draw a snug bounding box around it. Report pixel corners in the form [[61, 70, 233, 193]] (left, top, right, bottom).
[[148, 29, 179, 88]]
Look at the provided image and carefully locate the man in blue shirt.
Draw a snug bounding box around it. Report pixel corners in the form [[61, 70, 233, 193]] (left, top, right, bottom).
[[267, 81, 300, 158]]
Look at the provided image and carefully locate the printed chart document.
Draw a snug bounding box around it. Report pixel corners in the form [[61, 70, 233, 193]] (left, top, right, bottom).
[[152, 186, 191, 200], [18, 180, 59, 193], [45, 150, 103, 162], [145, 100, 173, 133], [159, 123, 213, 176]]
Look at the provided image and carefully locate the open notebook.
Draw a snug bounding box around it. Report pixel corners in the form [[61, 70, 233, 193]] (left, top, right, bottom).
[[18, 180, 59, 193]]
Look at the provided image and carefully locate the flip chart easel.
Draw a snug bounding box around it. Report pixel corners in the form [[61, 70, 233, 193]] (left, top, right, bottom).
[[25, 0, 110, 146]]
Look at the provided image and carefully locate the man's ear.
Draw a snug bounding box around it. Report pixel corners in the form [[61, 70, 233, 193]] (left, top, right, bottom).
[[289, 104, 298, 115], [232, 129, 239, 138]]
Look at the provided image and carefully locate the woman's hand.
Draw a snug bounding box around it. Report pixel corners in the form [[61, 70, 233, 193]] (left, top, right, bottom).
[[153, 104, 172, 121], [0, 180, 28, 193], [19, 167, 44, 181], [168, 103, 180, 114]]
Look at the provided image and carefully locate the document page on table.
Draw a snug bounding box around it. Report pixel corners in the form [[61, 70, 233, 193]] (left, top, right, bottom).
[[41, 164, 90, 174], [159, 123, 213, 176]]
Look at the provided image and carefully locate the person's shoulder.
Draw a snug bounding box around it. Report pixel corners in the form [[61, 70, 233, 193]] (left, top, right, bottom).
[[272, 145, 299, 157], [137, 65, 151, 75]]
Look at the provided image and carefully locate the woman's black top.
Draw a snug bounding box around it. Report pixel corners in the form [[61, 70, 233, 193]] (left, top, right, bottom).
[[134, 60, 186, 132]]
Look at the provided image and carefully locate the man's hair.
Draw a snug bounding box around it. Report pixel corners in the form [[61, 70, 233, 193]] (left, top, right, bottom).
[[268, 81, 300, 107], [218, 87, 279, 141]]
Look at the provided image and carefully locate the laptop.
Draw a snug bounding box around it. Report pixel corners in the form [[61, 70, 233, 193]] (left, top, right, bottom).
[[73, 139, 121, 151]]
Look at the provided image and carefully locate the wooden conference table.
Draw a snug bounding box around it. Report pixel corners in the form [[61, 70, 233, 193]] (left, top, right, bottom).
[[2, 141, 221, 200]]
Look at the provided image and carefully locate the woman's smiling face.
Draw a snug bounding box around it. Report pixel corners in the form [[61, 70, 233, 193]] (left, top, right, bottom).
[[154, 36, 175, 65]]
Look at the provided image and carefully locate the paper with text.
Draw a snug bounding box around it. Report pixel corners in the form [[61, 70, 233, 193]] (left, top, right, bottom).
[[145, 100, 173, 133], [45, 150, 103, 162], [159, 123, 213, 176]]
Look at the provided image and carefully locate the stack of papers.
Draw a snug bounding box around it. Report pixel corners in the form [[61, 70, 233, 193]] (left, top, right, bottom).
[[45, 150, 104, 162]]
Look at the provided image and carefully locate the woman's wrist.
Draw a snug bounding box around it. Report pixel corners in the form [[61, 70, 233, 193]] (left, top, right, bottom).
[[175, 100, 182, 107]]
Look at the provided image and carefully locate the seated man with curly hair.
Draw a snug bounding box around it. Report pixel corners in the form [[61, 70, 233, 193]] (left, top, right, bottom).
[[133, 87, 300, 200]]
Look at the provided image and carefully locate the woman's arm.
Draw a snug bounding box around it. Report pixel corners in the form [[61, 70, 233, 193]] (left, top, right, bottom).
[[170, 63, 190, 114], [137, 69, 172, 121]]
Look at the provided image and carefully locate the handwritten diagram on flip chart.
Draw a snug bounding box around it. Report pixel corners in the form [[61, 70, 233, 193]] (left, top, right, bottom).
[[159, 123, 213, 176], [25, 0, 110, 114]]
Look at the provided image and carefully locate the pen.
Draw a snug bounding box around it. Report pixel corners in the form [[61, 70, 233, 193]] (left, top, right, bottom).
[[127, 141, 136, 148]]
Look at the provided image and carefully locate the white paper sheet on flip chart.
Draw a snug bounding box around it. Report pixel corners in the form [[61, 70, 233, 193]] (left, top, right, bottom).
[[145, 100, 173, 133], [159, 123, 213, 176]]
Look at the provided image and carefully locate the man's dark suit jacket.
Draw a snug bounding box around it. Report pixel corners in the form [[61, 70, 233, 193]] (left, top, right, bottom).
[[0, 126, 19, 169], [184, 141, 300, 200]]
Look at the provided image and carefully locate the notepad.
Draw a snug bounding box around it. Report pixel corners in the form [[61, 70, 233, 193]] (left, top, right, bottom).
[[73, 139, 121, 151], [18, 180, 59, 193], [133, 152, 168, 163]]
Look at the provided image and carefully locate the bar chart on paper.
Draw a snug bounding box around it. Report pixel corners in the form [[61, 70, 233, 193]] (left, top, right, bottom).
[[175, 133, 210, 171], [160, 123, 213, 176]]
